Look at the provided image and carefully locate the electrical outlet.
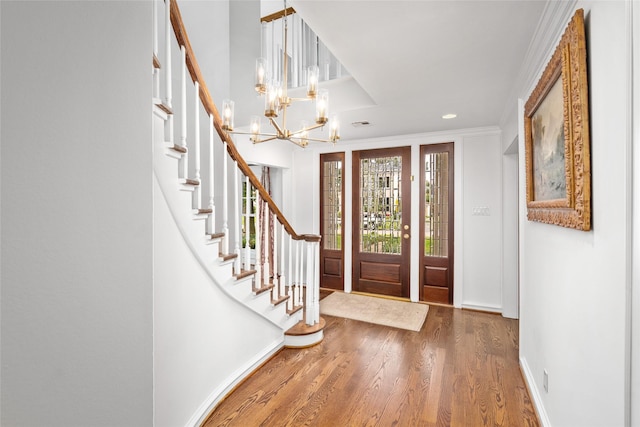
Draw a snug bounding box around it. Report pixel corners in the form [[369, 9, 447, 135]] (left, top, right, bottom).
[[543, 369, 549, 393]]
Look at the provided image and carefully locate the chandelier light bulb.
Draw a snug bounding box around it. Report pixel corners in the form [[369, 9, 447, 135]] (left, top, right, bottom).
[[265, 83, 279, 118], [315, 89, 329, 124], [307, 65, 319, 98], [250, 116, 261, 142], [300, 121, 309, 147], [330, 115, 340, 142], [277, 84, 285, 109], [222, 99, 234, 131], [255, 58, 267, 93]]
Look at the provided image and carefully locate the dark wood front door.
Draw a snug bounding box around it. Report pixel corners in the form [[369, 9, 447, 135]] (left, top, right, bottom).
[[420, 143, 454, 304], [320, 152, 345, 290], [352, 147, 411, 298]]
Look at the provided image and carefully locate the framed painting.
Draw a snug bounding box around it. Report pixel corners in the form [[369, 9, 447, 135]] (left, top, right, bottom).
[[524, 9, 591, 231]]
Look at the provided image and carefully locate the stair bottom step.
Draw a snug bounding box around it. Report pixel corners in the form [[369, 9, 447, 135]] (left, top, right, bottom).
[[284, 317, 326, 348]]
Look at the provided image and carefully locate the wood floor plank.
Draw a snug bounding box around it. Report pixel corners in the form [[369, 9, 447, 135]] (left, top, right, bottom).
[[202, 305, 539, 427]]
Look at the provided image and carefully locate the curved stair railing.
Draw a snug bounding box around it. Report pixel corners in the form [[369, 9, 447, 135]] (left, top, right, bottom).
[[152, 0, 323, 345]]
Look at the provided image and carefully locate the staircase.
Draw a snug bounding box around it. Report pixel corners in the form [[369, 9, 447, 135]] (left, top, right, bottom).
[[151, 2, 326, 421], [152, 0, 323, 364]]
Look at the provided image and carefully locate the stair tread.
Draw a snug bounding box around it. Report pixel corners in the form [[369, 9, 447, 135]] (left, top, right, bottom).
[[169, 144, 186, 153], [196, 208, 213, 214], [153, 54, 161, 69], [207, 232, 225, 240], [271, 294, 290, 306], [235, 269, 256, 280], [219, 253, 238, 262], [253, 283, 274, 295], [287, 305, 303, 316], [156, 103, 173, 115], [181, 178, 200, 186]]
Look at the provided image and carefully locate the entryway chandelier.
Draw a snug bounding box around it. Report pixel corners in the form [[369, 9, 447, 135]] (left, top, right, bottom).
[[221, 2, 340, 148]]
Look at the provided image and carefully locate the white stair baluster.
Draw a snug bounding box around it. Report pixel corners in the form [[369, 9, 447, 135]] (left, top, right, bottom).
[[164, 0, 173, 145], [244, 176, 251, 272], [296, 240, 301, 306], [164, 0, 172, 109], [280, 224, 286, 301], [298, 241, 304, 307], [153, 0, 157, 60], [305, 240, 313, 325], [234, 162, 241, 273], [255, 192, 262, 289], [272, 216, 279, 300], [222, 141, 229, 255], [152, 0, 159, 99], [194, 81, 201, 208], [288, 235, 293, 310], [180, 45, 188, 180], [258, 202, 263, 281], [208, 115, 215, 234], [263, 203, 270, 284]]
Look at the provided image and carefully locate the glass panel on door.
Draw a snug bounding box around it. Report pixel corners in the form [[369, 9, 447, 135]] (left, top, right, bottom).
[[359, 156, 403, 255], [424, 151, 449, 257], [420, 143, 454, 304], [320, 152, 345, 290], [353, 147, 411, 298], [322, 160, 342, 250]]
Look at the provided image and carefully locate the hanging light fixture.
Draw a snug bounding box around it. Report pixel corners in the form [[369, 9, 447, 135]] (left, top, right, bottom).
[[221, 2, 340, 148]]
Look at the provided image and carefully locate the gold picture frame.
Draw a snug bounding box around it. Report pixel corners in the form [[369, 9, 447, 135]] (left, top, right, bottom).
[[524, 9, 591, 231]]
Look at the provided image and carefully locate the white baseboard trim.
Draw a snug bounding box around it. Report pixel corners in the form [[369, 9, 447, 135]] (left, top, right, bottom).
[[185, 338, 284, 427], [460, 302, 502, 313], [520, 356, 551, 427]]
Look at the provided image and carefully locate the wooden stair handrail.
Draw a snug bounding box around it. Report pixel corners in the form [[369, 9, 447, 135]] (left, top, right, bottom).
[[169, 0, 318, 242], [260, 7, 296, 23]]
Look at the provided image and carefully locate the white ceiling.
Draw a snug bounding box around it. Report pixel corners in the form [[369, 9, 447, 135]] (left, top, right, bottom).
[[287, 0, 548, 143]]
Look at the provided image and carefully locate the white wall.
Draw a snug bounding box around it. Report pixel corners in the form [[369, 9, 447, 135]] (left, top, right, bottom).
[[291, 148, 317, 233], [502, 139, 520, 319], [0, 3, 3, 422], [461, 133, 504, 311], [292, 128, 505, 311], [181, 1, 230, 106], [518, 2, 632, 425], [1, 2, 153, 425], [235, 134, 295, 170], [632, 3, 640, 425], [230, 0, 263, 129]]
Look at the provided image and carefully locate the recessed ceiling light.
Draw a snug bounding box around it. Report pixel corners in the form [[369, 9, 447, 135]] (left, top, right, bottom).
[[442, 114, 457, 119]]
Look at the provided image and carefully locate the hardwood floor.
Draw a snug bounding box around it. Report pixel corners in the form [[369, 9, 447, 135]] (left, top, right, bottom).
[[202, 305, 539, 427]]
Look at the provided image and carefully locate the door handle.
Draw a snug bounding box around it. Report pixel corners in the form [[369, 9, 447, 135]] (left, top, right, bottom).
[[403, 233, 410, 239]]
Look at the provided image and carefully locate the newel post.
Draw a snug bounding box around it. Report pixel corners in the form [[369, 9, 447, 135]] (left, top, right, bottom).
[[303, 235, 321, 326]]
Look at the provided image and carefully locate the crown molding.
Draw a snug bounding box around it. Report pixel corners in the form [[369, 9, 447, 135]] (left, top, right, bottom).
[[500, 0, 578, 128]]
